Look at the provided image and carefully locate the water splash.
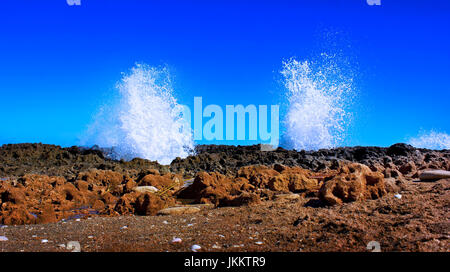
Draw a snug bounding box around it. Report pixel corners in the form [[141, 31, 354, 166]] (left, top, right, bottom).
[[281, 54, 355, 151], [408, 130, 450, 150], [81, 64, 194, 165]]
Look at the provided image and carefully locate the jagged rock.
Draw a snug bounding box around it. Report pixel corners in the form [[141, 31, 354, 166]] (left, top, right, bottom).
[[114, 192, 139, 215], [0, 169, 181, 225], [0, 143, 166, 180], [0, 143, 448, 226], [268, 167, 319, 194], [177, 172, 242, 205], [237, 165, 279, 188], [124, 179, 137, 193], [384, 178, 406, 193], [178, 164, 319, 206], [319, 163, 386, 206], [137, 173, 183, 195], [399, 161, 417, 176], [387, 143, 415, 157], [76, 169, 124, 195], [134, 193, 176, 216]]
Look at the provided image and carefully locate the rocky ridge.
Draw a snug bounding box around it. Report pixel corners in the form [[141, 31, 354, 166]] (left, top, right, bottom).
[[0, 143, 449, 226]]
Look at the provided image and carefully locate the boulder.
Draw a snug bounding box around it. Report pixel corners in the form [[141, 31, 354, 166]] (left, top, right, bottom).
[[237, 165, 279, 188], [0, 203, 36, 225], [77, 169, 124, 189], [134, 193, 176, 216], [137, 173, 183, 195], [387, 143, 415, 157], [419, 170, 450, 181], [157, 206, 201, 216], [319, 163, 386, 206], [384, 178, 406, 193], [268, 172, 318, 193], [114, 192, 138, 215], [177, 172, 240, 204], [399, 161, 417, 176], [124, 179, 137, 193], [133, 186, 159, 194]]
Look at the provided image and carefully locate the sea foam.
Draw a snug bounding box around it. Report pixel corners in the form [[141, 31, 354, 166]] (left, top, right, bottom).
[[281, 54, 354, 151], [82, 64, 194, 165], [408, 130, 450, 150]]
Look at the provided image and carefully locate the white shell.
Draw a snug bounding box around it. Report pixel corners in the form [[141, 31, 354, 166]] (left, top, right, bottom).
[[191, 244, 201, 252], [171, 237, 182, 243]]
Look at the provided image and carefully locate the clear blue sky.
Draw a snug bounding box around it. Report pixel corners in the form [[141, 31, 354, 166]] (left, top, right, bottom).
[[0, 0, 449, 147]]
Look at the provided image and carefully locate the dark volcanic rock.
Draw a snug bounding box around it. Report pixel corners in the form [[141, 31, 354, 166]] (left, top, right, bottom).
[[387, 143, 416, 157], [0, 143, 168, 180], [1, 143, 449, 179], [170, 144, 449, 177], [0, 143, 449, 226]]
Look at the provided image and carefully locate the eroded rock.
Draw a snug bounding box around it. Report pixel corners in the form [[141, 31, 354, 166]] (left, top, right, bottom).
[[419, 170, 450, 181], [319, 163, 386, 206]]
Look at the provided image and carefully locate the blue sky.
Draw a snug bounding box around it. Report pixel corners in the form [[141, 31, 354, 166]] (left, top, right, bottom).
[[0, 0, 449, 148]]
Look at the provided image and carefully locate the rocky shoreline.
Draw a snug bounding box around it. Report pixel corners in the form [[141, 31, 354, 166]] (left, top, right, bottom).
[[1, 142, 448, 177], [0, 143, 449, 251]]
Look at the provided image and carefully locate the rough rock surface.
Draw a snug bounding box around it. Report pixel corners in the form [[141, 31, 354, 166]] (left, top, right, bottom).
[[419, 170, 450, 181], [171, 143, 450, 177], [0, 178, 448, 252], [319, 163, 386, 205], [0, 143, 449, 252], [2, 143, 449, 180], [0, 170, 180, 224], [177, 164, 321, 207], [0, 143, 168, 180]]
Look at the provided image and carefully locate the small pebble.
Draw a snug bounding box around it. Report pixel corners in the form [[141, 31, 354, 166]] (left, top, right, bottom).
[[41, 239, 49, 243], [255, 241, 264, 245], [187, 223, 194, 227], [120, 226, 128, 230], [162, 221, 169, 225], [171, 238, 182, 243], [88, 236, 94, 239], [394, 194, 402, 199], [0, 236, 8, 241], [75, 219, 81, 222], [191, 244, 201, 252]]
